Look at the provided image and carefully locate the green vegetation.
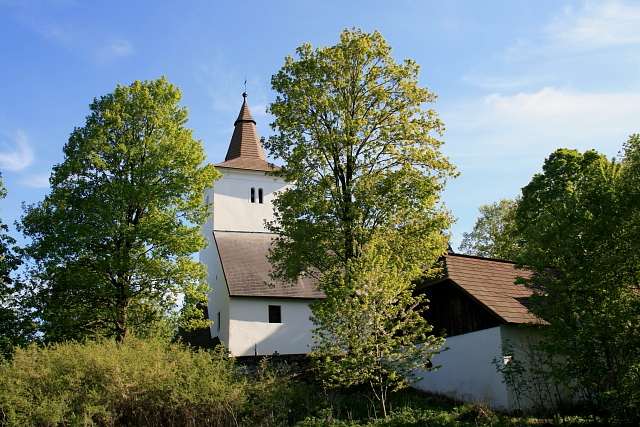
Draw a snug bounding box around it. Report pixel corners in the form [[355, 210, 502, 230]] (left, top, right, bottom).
[[458, 199, 519, 259], [0, 338, 603, 426], [511, 138, 640, 422], [0, 173, 33, 358], [461, 135, 640, 422], [19, 77, 220, 343], [265, 28, 455, 415]]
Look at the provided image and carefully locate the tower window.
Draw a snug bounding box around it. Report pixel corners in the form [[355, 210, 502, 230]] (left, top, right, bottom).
[[250, 187, 255, 203], [258, 188, 264, 204], [268, 305, 281, 323]]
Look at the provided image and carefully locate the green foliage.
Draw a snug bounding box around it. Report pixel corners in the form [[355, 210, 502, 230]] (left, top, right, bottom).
[[243, 357, 319, 426], [266, 28, 456, 281], [0, 338, 245, 427], [310, 239, 445, 416], [458, 199, 520, 260], [19, 77, 220, 342], [266, 28, 455, 416], [0, 174, 33, 358], [0, 339, 599, 426], [511, 138, 640, 421]]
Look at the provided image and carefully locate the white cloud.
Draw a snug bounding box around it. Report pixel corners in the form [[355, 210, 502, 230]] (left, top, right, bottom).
[[197, 58, 268, 118], [547, 1, 640, 50], [464, 0, 640, 91], [484, 87, 640, 126], [38, 24, 134, 64], [0, 130, 34, 171], [21, 173, 51, 189], [93, 36, 134, 63], [441, 86, 640, 178]]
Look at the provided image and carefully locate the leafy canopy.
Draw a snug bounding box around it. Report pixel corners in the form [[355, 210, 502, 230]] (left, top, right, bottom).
[[0, 174, 31, 357], [266, 29, 454, 415], [512, 140, 640, 419], [458, 199, 519, 260], [266, 28, 456, 280], [20, 77, 220, 342]]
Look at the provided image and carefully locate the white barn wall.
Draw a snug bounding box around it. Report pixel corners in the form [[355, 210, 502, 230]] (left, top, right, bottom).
[[413, 326, 510, 410], [499, 325, 573, 411], [228, 298, 315, 356], [500, 325, 536, 411]]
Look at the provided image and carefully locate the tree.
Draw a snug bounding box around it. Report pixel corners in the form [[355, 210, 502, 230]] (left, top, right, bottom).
[[265, 29, 455, 415], [458, 199, 519, 259], [20, 77, 220, 342], [512, 143, 640, 420], [0, 174, 32, 357], [310, 237, 444, 416]]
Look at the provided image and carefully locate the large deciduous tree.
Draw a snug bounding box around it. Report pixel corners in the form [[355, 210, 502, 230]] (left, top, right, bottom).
[[458, 199, 519, 259], [512, 142, 640, 420], [20, 77, 220, 342], [0, 174, 32, 357], [265, 29, 455, 414]]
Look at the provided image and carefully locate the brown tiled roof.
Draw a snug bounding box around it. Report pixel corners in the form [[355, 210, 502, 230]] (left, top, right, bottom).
[[214, 231, 323, 299], [216, 157, 279, 172], [439, 253, 543, 325], [215, 93, 279, 172]]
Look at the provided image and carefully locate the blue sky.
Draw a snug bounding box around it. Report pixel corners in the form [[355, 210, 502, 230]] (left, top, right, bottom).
[[1, 0, 639, 249]]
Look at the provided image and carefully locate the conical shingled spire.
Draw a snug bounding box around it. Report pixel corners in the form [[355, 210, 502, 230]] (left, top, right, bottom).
[[216, 93, 275, 172]]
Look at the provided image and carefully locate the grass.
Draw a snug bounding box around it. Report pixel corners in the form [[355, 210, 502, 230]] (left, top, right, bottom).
[[289, 386, 600, 426]]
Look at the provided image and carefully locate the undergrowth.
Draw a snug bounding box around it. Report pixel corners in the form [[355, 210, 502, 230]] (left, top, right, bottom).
[[0, 339, 603, 426]]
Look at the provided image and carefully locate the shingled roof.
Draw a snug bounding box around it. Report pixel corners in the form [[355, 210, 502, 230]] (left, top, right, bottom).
[[434, 253, 542, 325], [214, 231, 323, 299], [215, 93, 278, 172]]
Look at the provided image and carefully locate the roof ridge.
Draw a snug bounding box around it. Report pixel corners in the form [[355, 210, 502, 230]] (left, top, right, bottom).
[[446, 252, 519, 265]]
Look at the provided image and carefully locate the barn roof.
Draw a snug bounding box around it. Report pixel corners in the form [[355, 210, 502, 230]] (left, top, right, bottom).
[[432, 253, 543, 325], [214, 231, 323, 299]]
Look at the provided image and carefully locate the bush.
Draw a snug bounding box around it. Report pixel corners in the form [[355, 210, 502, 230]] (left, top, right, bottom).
[[243, 356, 319, 426], [0, 338, 246, 426]]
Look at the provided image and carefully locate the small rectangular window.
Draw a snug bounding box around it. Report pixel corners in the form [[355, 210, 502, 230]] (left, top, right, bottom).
[[250, 187, 255, 203], [217, 311, 221, 331], [268, 305, 281, 323], [258, 188, 264, 204]]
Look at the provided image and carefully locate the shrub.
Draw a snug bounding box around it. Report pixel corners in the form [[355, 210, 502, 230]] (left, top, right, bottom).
[[0, 338, 246, 426]]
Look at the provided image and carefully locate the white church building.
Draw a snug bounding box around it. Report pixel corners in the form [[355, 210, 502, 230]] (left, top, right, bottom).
[[193, 94, 551, 412], [199, 93, 322, 357]]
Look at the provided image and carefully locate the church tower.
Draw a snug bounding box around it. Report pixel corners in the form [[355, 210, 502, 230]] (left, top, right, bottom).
[[206, 92, 285, 233], [199, 94, 320, 356]]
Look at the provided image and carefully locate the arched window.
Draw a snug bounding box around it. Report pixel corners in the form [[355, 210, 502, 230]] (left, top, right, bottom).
[[250, 187, 255, 203], [258, 188, 264, 204]]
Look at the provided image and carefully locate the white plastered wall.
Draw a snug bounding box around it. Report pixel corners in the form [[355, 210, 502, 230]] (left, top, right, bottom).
[[227, 297, 315, 356], [413, 325, 548, 412], [212, 167, 289, 233], [199, 166, 291, 343], [413, 326, 510, 410]]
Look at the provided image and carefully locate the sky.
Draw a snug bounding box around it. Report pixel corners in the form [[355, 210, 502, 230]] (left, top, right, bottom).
[[1, 0, 639, 250]]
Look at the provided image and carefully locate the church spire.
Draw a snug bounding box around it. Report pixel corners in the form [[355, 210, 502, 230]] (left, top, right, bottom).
[[216, 93, 274, 171]]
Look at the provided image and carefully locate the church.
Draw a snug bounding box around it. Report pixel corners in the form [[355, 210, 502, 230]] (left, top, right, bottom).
[[196, 94, 551, 412], [199, 93, 322, 357]]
